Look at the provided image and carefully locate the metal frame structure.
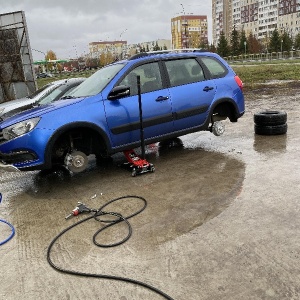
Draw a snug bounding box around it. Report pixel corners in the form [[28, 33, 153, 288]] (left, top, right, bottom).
[[0, 11, 36, 103]]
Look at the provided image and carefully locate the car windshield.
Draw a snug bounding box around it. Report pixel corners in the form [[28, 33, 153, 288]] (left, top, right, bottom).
[[37, 84, 67, 105], [34, 84, 63, 104], [28, 84, 51, 99], [70, 63, 125, 98]]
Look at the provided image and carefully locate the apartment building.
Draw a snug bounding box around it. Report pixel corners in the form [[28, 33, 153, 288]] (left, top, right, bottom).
[[171, 15, 208, 49], [89, 41, 127, 59], [212, 0, 300, 46], [212, 0, 230, 44], [89, 39, 171, 60]]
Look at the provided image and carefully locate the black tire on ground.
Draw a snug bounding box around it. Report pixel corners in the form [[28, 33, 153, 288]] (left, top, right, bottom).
[[254, 110, 287, 126], [254, 123, 288, 135]]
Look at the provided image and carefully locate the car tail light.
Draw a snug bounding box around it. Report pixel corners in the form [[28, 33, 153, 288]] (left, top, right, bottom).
[[234, 75, 243, 91]]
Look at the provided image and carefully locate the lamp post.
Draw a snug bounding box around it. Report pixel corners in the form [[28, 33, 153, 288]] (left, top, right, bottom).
[[32, 49, 47, 72], [244, 41, 247, 56], [119, 29, 128, 59], [32, 48, 46, 59], [73, 44, 79, 71], [119, 29, 127, 40], [180, 3, 188, 48], [281, 39, 283, 54]]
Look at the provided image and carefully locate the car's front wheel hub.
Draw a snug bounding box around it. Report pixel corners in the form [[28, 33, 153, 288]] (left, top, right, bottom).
[[64, 151, 88, 173]]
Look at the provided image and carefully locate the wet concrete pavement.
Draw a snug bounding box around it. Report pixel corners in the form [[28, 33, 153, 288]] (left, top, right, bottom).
[[0, 83, 300, 299]]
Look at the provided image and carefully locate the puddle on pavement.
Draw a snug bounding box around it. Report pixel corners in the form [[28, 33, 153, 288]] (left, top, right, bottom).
[[0, 139, 246, 252]]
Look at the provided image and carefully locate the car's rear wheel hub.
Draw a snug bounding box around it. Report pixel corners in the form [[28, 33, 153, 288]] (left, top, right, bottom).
[[212, 121, 225, 136]]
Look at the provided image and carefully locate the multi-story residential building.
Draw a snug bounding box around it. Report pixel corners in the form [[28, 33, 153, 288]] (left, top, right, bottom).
[[212, 0, 300, 48], [89, 41, 127, 59], [212, 0, 230, 44], [277, 0, 300, 38], [171, 15, 208, 49], [88, 39, 171, 62]]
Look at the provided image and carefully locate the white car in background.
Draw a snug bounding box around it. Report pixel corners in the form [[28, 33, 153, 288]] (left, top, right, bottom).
[[0, 78, 85, 120]]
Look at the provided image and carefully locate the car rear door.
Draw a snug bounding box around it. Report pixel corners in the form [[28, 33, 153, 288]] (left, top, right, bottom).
[[104, 61, 173, 148], [164, 58, 216, 131]]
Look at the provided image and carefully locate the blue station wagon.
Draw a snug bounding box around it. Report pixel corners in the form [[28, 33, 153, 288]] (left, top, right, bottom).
[[0, 50, 245, 173]]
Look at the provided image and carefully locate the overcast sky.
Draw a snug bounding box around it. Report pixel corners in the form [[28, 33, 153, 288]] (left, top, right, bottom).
[[0, 0, 212, 61]]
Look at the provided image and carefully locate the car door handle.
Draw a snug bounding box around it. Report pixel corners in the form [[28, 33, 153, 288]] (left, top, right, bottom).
[[156, 96, 169, 102], [203, 86, 214, 92]]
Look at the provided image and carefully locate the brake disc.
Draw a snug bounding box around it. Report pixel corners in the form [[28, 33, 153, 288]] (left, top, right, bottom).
[[64, 151, 88, 173], [212, 121, 225, 136]]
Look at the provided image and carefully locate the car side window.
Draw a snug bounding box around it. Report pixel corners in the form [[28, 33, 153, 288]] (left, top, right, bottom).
[[119, 62, 163, 95], [200, 57, 228, 79], [165, 59, 205, 87]]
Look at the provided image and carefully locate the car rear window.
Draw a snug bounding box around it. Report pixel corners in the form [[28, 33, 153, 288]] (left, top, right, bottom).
[[200, 57, 228, 79], [165, 58, 205, 87]]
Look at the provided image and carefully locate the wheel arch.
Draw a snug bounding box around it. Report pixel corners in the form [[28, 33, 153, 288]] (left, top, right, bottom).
[[209, 98, 240, 122], [44, 122, 111, 168]]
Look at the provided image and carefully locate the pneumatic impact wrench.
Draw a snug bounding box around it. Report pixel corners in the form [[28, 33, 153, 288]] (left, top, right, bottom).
[[65, 202, 92, 219]]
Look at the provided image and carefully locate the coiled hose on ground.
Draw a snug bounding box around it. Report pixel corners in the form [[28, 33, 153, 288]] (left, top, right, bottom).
[[47, 195, 174, 300], [0, 193, 15, 246]]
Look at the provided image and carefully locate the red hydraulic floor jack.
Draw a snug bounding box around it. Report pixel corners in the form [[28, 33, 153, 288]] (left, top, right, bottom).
[[123, 149, 155, 177], [123, 75, 155, 177]]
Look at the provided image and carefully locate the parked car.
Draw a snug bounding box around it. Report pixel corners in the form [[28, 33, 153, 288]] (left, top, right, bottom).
[[0, 49, 244, 173], [36, 72, 53, 79], [0, 78, 85, 121]]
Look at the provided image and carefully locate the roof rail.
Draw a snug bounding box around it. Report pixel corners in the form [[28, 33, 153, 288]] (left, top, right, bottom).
[[128, 48, 208, 60], [147, 48, 207, 54]]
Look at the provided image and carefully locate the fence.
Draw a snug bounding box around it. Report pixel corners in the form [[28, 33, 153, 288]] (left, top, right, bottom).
[[225, 50, 300, 63]]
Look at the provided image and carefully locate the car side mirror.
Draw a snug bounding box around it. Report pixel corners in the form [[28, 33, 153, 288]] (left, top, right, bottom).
[[108, 85, 130, 100]]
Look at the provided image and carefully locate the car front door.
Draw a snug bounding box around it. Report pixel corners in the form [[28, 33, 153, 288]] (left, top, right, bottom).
[[164, 58, 216, 131], [104, 62, 173, 148]]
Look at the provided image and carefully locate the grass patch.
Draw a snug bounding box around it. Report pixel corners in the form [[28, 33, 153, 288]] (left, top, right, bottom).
[[36, 70, 95, 88], [232, 63, 300, 88]]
